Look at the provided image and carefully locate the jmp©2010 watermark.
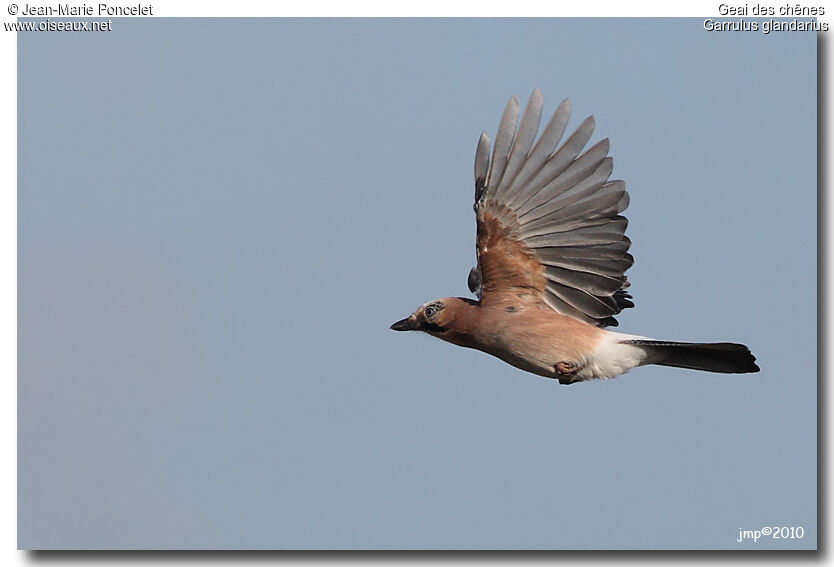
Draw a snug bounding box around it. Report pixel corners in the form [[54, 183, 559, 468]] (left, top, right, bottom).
[[737, 526, 805, 543]]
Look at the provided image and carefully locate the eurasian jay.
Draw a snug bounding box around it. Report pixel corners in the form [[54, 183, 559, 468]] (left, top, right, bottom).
[[391, 89, 759, 384]]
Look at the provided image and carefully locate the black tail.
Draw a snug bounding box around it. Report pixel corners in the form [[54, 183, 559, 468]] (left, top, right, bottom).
[[625, 340, 760, 374]]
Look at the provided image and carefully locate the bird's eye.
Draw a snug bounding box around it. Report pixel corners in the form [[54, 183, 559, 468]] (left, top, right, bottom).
[[424, 306, 437, 319]]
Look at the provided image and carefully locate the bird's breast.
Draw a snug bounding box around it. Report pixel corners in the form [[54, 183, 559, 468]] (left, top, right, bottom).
[[460, 306, 606, 378]]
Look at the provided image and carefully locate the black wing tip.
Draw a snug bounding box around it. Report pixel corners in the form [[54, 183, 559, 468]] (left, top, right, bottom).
[[614, 289, 635, 310], [467, 266, 481, 295], [475, 182, 486, 202], [595, 289, 635, 327]]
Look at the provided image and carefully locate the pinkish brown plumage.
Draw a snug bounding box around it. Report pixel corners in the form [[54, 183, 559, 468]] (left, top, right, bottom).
[[391, 90, 759, 383]]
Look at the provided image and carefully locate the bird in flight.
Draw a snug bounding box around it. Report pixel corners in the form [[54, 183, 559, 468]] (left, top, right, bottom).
[[391, 89, 759, 384]]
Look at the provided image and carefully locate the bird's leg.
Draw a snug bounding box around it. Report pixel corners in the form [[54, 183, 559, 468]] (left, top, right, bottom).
[[555, 361, 579, 375], [556, 361, 580, 385]]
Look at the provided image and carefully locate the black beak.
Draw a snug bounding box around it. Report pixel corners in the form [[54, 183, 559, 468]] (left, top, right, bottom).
[[390, 316, 418, 331]]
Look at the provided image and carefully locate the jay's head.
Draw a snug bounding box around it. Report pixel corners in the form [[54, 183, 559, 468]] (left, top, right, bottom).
[[390, 298, 472, 337]]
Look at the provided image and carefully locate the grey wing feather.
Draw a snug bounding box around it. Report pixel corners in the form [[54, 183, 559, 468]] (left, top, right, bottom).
[[516, 134, 607, 218], [474, 132, 490, 201], [546, 282, 619, 318], [494, 89, 543, 200], [484, 96, 520, 198], [518, 158, 614, 228], [539, 253, 634, 277], [512, 116, 596, 216], [544, 265, 626, 295], [542, 292, 599, 325], [524, 218, 628, 248], [467, 266, 482, 298], [507, 98, 571, 205], [471, 91, 634, 326], [539, 239, 631, 260]]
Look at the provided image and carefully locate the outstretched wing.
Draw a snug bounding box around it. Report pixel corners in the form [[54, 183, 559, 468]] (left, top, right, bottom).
[[470, 89, 634, 327]]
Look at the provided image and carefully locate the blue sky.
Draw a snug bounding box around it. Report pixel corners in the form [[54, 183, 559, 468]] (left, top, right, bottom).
[[18, 18, 816, 549]]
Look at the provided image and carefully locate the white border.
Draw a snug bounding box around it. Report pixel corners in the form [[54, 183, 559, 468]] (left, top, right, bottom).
[[1, 0, 16, 559], [2, 2, 829, 564], [4, 0, 824, 18]]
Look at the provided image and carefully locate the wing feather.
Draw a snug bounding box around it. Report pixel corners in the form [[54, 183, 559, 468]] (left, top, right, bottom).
[[517, 140, 611, 219], [538, 239, 631, 260], [474, 132, 491, 201], [518, 157, 614, 226], [546, 282, 619, 318], [542, 293, 599, 325], [510, 116, 596, 214], [484, 96, 520, 199], [539, 253, 634, 277], [471, 92, 634, 326], [524, 218, 628, 248], [506, 98, 572, 207], [494, 89, 543, 200], [544, 265, 626, 295], [520, 180, 626, 236]]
